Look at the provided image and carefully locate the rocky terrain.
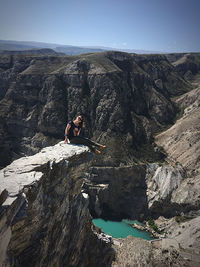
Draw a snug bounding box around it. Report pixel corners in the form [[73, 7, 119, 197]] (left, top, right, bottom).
[[155, 86, 200, 213], [112, 236, 190, 267], [0, 142, 114, 266], [111, 54, 200, 266], [0, 50, 194, 168], [0, 51, 200, 266]]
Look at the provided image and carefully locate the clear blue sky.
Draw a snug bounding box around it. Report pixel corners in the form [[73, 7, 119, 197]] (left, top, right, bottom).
[[0, 0, 200, 52]]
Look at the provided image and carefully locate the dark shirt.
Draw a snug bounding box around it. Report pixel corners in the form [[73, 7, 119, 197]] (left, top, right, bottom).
[[67, 121, 81, 140]]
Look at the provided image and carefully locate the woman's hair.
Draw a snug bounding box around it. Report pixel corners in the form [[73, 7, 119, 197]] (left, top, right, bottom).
[[77, 115, 85, 128]]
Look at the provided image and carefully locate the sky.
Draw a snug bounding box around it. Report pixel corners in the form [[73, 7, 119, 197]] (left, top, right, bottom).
[[0, 0, 200, 52]]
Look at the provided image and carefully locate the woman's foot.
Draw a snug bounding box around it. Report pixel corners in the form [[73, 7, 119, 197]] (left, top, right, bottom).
[[94, 149, 101, 154], [99, 144, 106, 149]]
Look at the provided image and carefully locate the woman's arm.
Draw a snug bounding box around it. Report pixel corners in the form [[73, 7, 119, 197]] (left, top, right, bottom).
[[64, 123, 71, 143], [77, 128, 81, 136]]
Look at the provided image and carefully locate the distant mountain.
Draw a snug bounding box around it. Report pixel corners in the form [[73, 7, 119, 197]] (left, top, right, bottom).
[[0, 40, 60, 49], [0, 48, 64, 56], [82, 45, 162, 54], [0, 41, 38, 51], [0, 40, 105, 55], [0, 40, 160, 55], [54, 46, 104, 55]]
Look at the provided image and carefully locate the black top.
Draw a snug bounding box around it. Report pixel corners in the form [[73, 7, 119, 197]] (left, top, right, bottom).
[[67, 121, 81, 140]]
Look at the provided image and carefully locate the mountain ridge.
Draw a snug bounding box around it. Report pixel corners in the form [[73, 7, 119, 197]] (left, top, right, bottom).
[[0, 39, 164, 55]]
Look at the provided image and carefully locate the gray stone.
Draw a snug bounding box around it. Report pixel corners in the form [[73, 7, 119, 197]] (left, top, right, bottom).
[[0, 142, 114, 267], [146, 164, 185, 208]]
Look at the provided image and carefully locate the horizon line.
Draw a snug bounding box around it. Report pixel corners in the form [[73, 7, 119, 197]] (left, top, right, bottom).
[[0, 38, 200, 54]]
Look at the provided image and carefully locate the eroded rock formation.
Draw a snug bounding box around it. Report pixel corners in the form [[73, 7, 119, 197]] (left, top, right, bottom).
[[1, 51, 200, 266], [155, 84, 200, 213], [0, 142, 114, 266], [83, 164, 147, 220], [0, 51, 192, 168]]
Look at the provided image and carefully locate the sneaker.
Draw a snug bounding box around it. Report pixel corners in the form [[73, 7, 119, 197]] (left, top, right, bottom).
[[94, 149, 101, 154], [99, 144, 106, 149]]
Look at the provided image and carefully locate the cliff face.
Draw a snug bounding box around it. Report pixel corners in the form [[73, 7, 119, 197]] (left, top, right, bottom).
[[0, 51, 191, 168], [155, 84, 200, 212], [83, 165, 148, 220], [1, 51, 200, 266], [84, 161, 193, 220], [0, 142, 114, 267], [171, 53, 200, 79]]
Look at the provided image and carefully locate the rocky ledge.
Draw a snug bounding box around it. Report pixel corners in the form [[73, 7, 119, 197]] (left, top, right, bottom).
[[0, 142, 114, 267]]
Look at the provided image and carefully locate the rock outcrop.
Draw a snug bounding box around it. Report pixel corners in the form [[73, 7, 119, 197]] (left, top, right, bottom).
[[0, 142, 114, 267], [83, 164, 148, 220], [155, 84, 200, 213], [84, 162, 190, 220], [166, 216, 200, 256], [112, 225, 200, 267], [171, 53, 200, 79], [112, 236, 189, 267], [145, 163, 186, 217]]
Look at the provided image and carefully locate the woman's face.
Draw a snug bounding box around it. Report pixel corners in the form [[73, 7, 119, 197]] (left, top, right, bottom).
[[77, 116, 82, 123]]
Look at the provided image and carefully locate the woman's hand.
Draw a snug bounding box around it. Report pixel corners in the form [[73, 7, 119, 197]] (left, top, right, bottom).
[[64, 123, 71, 143]]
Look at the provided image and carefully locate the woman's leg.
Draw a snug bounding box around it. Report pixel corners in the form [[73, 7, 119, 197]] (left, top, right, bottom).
[[75, 136, 105, 148], [70, 136, 105, 152], [70, 136, 95, 152]]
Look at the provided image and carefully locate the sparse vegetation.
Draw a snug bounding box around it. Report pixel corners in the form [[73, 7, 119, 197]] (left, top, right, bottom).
[[174, 106, 185, 121], [175, 215, 188, 223], [134, 143, 166, 164], [147, 218, 162, 234], [84, 52, 121, 72], [164, 72, 192, 96]]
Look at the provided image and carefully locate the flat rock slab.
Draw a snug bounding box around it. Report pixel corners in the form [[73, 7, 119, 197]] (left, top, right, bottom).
[[0, 142, 89, 205]]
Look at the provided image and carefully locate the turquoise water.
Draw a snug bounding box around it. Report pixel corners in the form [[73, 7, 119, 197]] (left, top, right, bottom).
[[93, 218, 154, 240]]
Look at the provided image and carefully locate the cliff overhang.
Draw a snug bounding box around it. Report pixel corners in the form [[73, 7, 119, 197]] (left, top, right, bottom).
[[0, 142, 114, 267]]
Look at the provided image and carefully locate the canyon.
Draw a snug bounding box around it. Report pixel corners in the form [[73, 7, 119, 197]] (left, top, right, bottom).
[[0, 50, 200, 266]]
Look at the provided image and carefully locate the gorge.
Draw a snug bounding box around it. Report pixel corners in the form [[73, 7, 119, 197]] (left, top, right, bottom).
[[0, 50, 200, 266]]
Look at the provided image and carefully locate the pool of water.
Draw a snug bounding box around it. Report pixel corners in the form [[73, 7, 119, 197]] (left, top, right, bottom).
[[93, 218, 154, 240]]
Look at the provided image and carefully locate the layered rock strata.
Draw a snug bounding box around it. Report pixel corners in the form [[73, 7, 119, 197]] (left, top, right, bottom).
[[155, 85, 200, 213], [83, 165, 147, 220], [83, 162, 187, 220], [0, 51, 192, 168], [0, 142, 114, 267], [1, 51, 200, 266]]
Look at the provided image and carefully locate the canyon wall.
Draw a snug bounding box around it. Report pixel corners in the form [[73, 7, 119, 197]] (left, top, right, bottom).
[[0, 51, 192, 168], [0, 143, 114, 266], [1, 51, 200, 266]]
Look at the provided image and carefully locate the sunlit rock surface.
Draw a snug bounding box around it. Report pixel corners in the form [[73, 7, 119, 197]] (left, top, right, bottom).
[[0, 142, 114, 267]]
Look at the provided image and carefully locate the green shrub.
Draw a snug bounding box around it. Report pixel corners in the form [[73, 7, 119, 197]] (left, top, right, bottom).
[[175, 215, 187, 223], [175, 106, 185, 121], [147, 218, 161, 234]]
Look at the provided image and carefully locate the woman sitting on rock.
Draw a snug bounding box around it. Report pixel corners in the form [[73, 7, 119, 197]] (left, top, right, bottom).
[[64, 115, 106, 154]]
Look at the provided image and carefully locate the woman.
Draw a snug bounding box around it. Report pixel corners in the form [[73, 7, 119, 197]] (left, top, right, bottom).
[[64, 115, 106, 154]]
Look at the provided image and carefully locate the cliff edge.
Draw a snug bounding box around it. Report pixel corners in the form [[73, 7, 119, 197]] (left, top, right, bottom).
[[0, 142, 114, 267]]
